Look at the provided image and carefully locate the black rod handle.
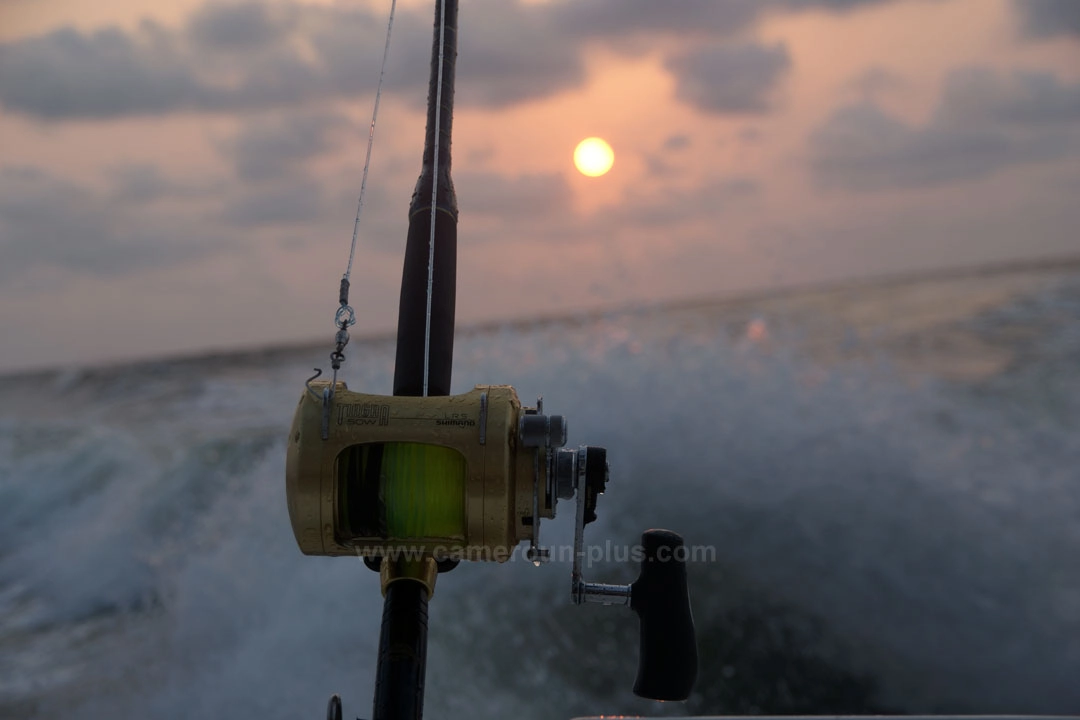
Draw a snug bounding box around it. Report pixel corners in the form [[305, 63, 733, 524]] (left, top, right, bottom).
[[372, 580, 430, 720], [630, 529, 698, 701]]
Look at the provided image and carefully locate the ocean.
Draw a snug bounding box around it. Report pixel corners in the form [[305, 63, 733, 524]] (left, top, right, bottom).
[[2, 260, 1079, 720]]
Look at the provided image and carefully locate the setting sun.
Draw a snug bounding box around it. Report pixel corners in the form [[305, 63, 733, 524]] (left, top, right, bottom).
[[573, 137, 615, 177]]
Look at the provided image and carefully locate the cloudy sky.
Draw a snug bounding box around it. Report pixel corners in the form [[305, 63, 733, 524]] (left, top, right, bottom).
[[1, 0, 1078, 372]]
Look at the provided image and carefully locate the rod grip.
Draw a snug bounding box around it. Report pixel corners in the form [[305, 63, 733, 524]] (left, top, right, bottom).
[[371, 580, 429, 720], [630, 529, 698, 701]]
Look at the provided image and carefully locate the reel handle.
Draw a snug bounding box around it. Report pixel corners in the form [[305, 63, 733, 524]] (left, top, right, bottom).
[[630, 529, 698, 701]]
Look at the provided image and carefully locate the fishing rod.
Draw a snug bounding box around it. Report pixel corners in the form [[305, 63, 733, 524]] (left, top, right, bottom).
[[285, 2, 697, 718]]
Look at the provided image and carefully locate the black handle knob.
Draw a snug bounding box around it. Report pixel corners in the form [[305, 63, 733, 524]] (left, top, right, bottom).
[[630, 529, 698, 701]]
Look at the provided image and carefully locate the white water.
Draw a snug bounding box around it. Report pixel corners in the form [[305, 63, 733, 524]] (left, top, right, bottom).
[[2, 264, 1079, 719]]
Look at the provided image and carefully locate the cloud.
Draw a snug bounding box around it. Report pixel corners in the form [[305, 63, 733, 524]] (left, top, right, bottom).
[[809, 105, 1036, 190], [226, 111, 349, 182], [186, 1, 291, 52], [0, 0, 582, 119], [0, 166, 220, 277], [455, 1, 585, 108], [106, 163, 224, 204], [456, 171, 573, 221], [220, 176, 325, 226], [778, 0, 907, 11], [645, 135, 694, 174], [849, 66, 906, 102], [809, 68, 1080, 191], [664, 134, 691, 151], [0, 0, 919, 120], [0, 160, 350, 282], [618, 174, 761, 228], [547, 0, 901, 41], [108, 164, 177, 204], [0, 4, 425, 119], [0, 26, 205, 119], [665, 42, 792, 114], [935, 67, 1080, 126], [549, 0, 762, 41], [1012, 0, 1080, 39]]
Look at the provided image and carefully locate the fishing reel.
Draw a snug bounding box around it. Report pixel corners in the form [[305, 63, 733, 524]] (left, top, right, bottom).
[[286, 381, 697, 702], [287, 383, 580, 561]]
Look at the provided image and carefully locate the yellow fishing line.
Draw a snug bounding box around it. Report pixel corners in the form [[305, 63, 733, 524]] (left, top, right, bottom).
[[380, 442, 466, 539]]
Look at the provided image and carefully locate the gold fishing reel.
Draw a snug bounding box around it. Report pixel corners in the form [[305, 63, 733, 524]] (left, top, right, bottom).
[[286, 379, 698, 702], [285, 381, 603, 563]]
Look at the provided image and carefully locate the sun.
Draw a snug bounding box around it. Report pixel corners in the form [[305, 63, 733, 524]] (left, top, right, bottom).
[[573, 137, 615, 177]]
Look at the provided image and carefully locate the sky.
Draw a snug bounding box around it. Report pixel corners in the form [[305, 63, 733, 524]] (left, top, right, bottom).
[[0, 0, 1078, 372]]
